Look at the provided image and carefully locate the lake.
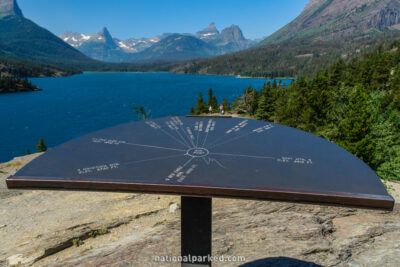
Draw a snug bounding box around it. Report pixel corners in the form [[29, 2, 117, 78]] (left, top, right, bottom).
[[0, 73, 291, 163]]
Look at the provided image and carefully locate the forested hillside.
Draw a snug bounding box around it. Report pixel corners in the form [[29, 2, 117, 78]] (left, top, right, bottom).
[[0, 57, 81, 77], [172, 0, 400, 78], [194, 43, 400, 180], [172, 33, 400, 78]]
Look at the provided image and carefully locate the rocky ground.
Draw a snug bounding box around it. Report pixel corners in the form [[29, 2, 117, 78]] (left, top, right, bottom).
[[0, 154, 399, 267]]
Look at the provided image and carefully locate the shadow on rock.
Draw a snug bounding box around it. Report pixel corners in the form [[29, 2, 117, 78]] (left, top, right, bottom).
[[240, 257, 323, 267]]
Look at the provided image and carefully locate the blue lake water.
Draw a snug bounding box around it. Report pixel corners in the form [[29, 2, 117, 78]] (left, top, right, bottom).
[[0, 73, 291, 163]]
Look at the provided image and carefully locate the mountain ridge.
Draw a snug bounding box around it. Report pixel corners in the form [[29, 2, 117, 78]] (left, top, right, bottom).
[[0, 0, 95, 68], [131, 34, 218, 63], [171, 0, 400, 77], [259, 0, 400, 45], [60, 23, 255, 63]]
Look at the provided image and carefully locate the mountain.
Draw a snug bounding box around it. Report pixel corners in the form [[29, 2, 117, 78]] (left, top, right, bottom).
[[195, 23, 255, 53], [59, 29, 173, 62], [171, 0, 400, 77], [195, 22, 220, 40], [117, 33, 173, 53], [213, 25, 254, 53], [259, 0, 400, 45], [0, 0, 21, 18], [60, 27, 127, 62], [0, 0, 94, 68], [60, 23, 254, 63], [131, 34, 218, 63]]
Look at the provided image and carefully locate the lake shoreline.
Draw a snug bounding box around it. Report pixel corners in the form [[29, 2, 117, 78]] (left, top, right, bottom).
[[1, 73, 274, 163], [83, 71, 296, 80]]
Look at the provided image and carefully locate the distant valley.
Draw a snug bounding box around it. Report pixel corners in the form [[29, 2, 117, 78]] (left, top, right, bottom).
[[59, 23, 256, 63]]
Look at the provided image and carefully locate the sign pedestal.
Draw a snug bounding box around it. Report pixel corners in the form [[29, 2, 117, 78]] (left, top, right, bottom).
[[181, 196, 212, 266]]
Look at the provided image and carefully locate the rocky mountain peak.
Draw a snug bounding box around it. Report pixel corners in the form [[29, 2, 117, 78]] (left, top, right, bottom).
[[0, 0, 23, 18], [197, 22, 219, 35], [98, 27, 118, 47], [205, 22, 217, 31], [220, 25, 245, 41], [99, 27, 112, 39]]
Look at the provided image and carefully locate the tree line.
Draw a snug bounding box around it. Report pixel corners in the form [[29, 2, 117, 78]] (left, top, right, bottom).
[[174, 32, 400, 79], [192, 43, 400, 181], [0, 76, 39, 93], [191, 88, 231, 115]]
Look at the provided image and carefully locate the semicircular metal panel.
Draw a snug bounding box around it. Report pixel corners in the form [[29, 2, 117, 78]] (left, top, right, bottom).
[[7, 116, 394, 210]]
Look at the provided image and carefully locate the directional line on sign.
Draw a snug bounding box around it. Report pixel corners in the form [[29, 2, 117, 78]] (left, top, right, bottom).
[[196, 125, 201, 147], [159, 127, 191, 149], [207, 131, 257, 150], [210, 152, 275, 160], [180, 124, 195, 148], [125, 154, 184, 165], [174, 128, 192, 148], [125, 142, 186, 152], [178, 157, 195, 171]]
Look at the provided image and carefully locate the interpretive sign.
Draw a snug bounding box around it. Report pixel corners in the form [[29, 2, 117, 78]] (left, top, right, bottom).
[[7, 116, 394, 210]]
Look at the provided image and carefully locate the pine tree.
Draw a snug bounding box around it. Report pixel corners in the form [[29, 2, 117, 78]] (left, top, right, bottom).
[[222, 98, 230, 112], [208, 88, 213, 107], [26, 149, 31, 155], [36, 138, 47, 152], [330, 58, 346, 87], [211, 96, 218, 110], [255, 95, 269, 121], [190, 106, 195, 115], [255, 85, 275, 121], [272, 79, 277, 89], [195, 92, 208, 115], [338, 85, 374, 164]]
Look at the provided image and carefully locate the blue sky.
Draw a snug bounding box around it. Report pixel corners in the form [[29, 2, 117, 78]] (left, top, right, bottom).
[[18, 0, 309, 40]]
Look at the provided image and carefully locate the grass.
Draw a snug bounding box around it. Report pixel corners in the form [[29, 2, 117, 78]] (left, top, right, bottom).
[[153, 220, 166, 227], [88, 229, 109, 238], [82, 246, 93, 253], [72, 238, 83, 247]]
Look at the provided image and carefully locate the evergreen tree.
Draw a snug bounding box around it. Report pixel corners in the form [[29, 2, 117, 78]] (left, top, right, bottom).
[[330, 58, 346, 87], [211, 96, 218, 110], [370, 108, 400, 180], [208, 88, 213, 107], [370, 50, 390, 90], [195, 92, 208, 115], [190, 106, 195, 115], [272, 80, 277, 89], [338, 85, 374, 164], [255, 84, 275, 121], [222, 98, 231, 112], [26, 149, 31, 155], [36, 138, 47, 152], [192, 42, 400, 180]]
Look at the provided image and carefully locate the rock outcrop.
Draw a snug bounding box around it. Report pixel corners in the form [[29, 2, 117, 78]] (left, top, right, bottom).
[[0, 154, 399, 266], [0, 0, 22, 18]]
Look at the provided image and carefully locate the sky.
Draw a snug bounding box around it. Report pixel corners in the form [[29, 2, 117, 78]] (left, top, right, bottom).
[[18, 0, 309, 40]]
